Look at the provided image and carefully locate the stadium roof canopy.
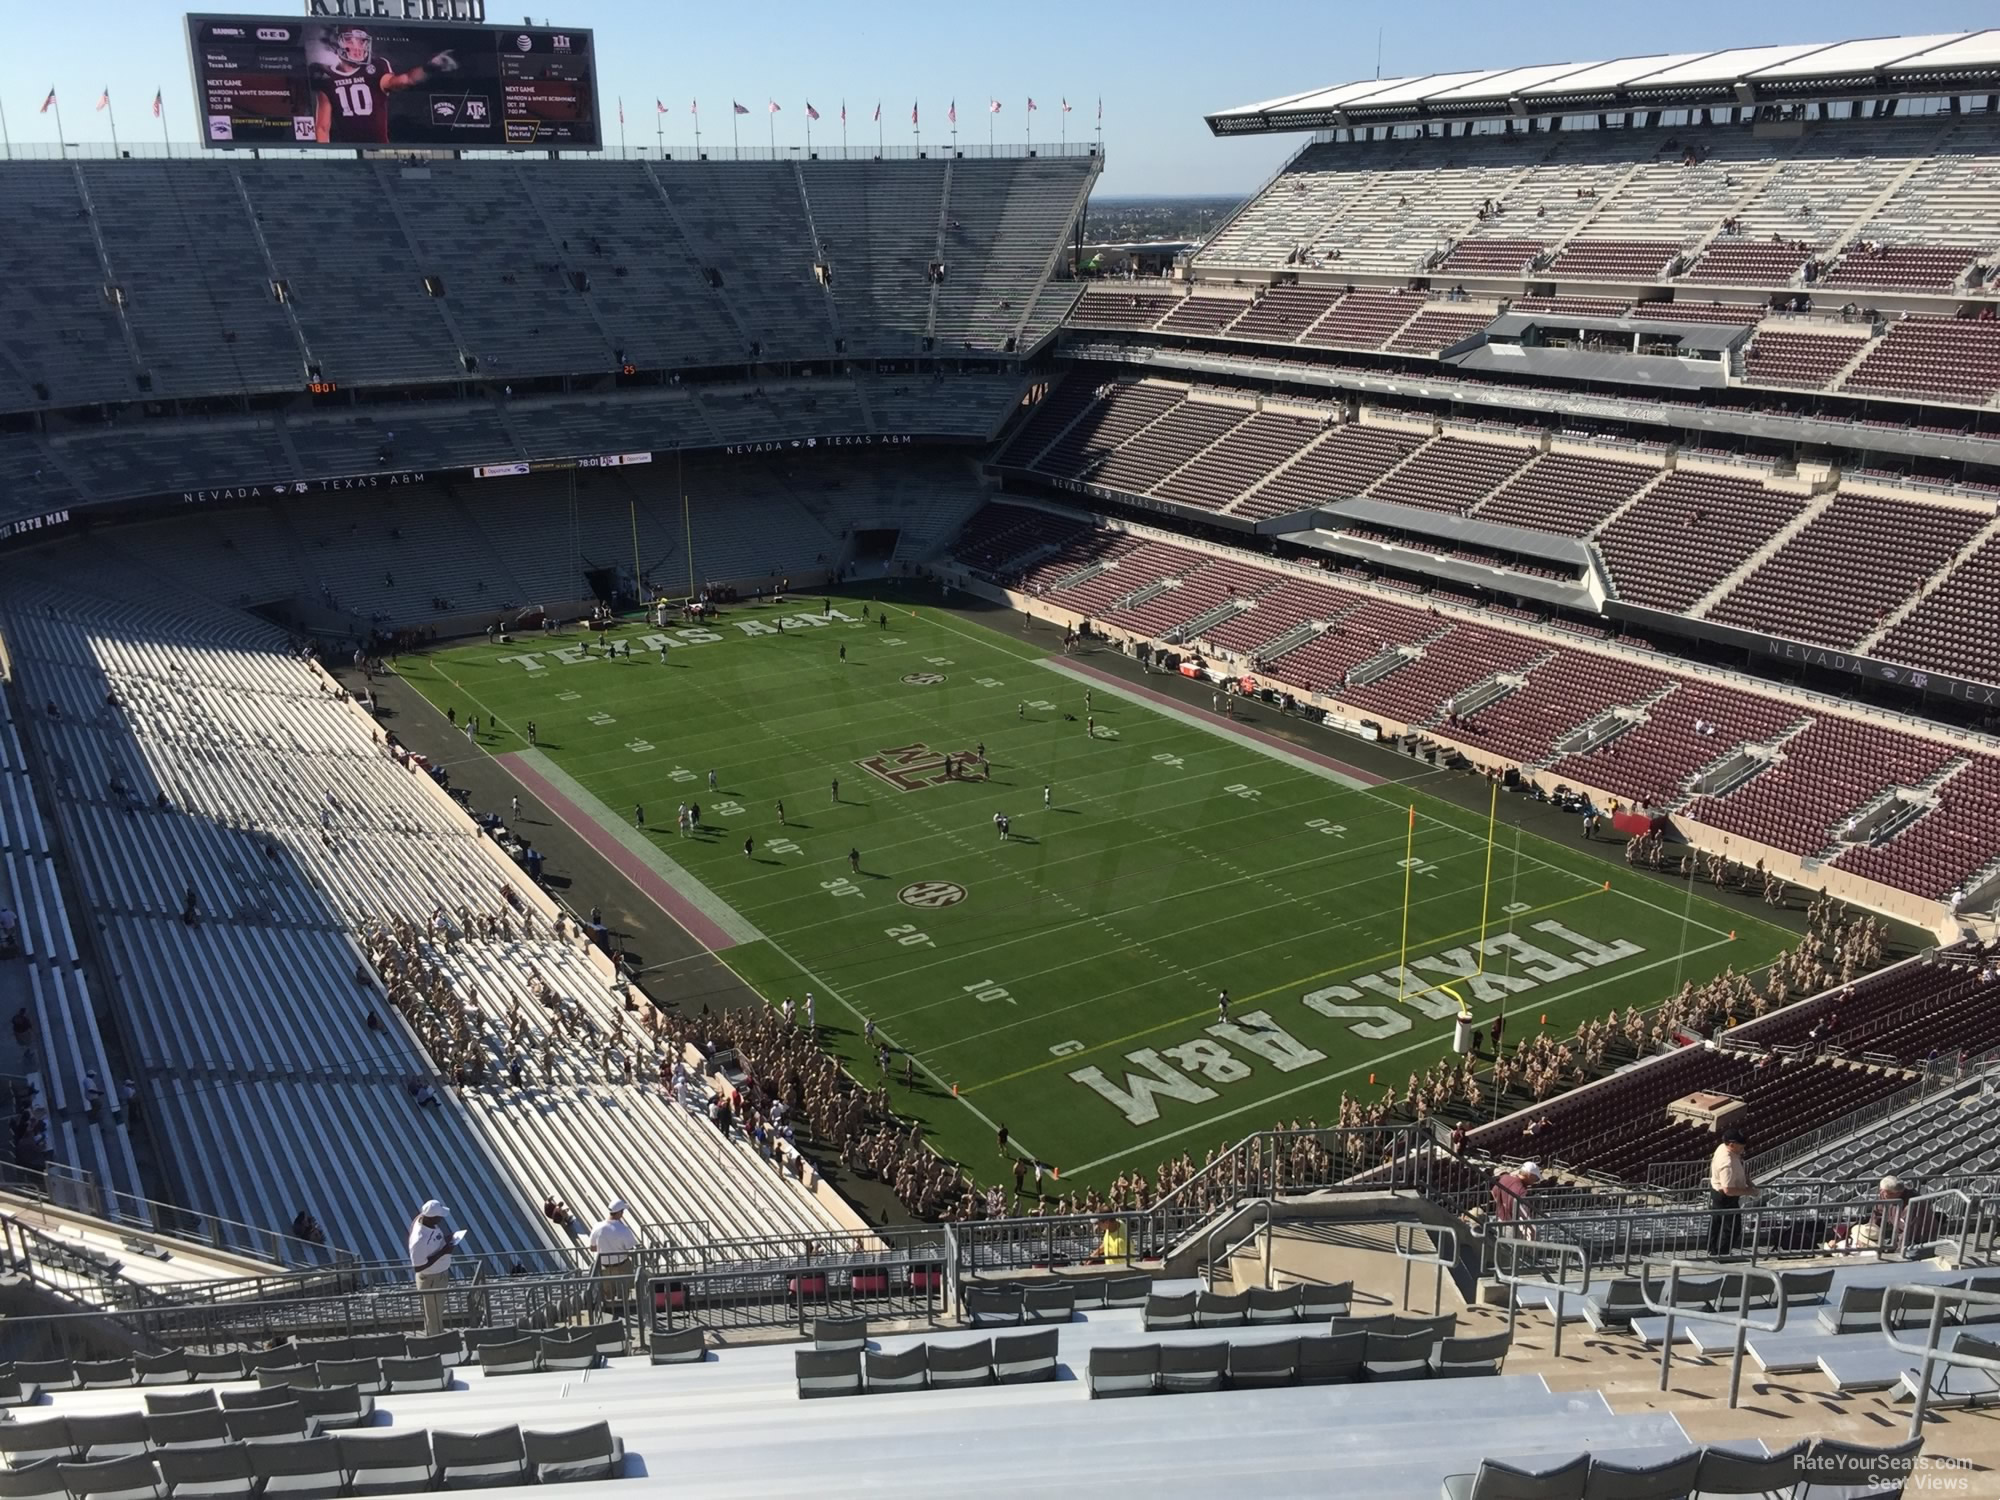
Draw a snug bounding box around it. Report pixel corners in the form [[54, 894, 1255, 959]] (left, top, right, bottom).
[[1207, 31, 2000, 135]]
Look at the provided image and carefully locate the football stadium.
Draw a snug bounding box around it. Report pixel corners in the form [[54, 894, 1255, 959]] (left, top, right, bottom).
[[0, 11, 1996, 1495]]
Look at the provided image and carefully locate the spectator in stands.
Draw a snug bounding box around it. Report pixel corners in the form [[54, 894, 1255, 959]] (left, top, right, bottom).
[[407, 1200, 455, 1336], [292, 1209, 325, 1245], [1089, 1216, 1130, 1265], [587, 1198, 640, 1309], [6, 1006, 27, 1046], [1707, 1128, 1755, 1258], [181, 884, 199, 926], [1491, 1161, 1540, 1234]]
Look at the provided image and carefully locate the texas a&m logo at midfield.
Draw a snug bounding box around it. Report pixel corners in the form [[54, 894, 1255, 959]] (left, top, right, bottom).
[[855, 742, 989, 793]]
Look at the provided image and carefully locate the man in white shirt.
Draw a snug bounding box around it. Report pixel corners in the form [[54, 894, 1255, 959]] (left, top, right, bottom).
[[587, 1198, 640, 1310], [408, 1199, 454, 1336]]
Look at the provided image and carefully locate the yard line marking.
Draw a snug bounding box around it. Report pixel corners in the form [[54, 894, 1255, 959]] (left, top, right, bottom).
[[1060, 935, 1742, 1178]]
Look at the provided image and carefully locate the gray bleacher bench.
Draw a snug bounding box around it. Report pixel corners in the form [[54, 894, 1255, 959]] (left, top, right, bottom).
[[1579, 1278, 1647, 1333], [337, 1431, 435, 1496], [291, 1340, 352, 1367], [1195, 1290, 1249, 1328], [1395, 1313, 1458, 1344], [536, 1332, 598, 1372], [153, 1443, 256, 1500], [143, 1392, 217, 1418], [924, 1339, 991, 1390], [432, 1427, 527, 1490], [55, 1454, 163, 1500], [401, 1333, 466, 1367], [0, 1460, 66, 1500], [813, 1315, 868, 1352], [1578, 1450, 1702, 1496], [1227, 1337, 1300, 1389], [1023, 1283, 1076, 1324], [1363, 1328, 1435, 1382], [475, 1338, 539, 1378], [1104, 1275, 1153, 1308], [990, 1329, 1058, 1385], [1142, 1291, 1196, 1331], [1299, 1329, 1366, 1385], [347, 1336, 407, 1363], [1432, 1331, 1511, 1379], [647, 1328, 706, 1366], [1895, 1333, 2000, 1409], [380, 1355, 448, 1394], [1298, 1280, 1353, 1320], [461, 1327, 526, 1353], [13, 1361, 74, 1393], [0, 1373, 41, 1408], [1691, 1441, 1806, 1495], [313, 1359, 383, 1396], [245, 1437, 343, 1500], [577, 1322, 625, 1358], [220, 1389, 294, 1412], [292, 1387, 373, 1431], [73, 1359, 134, 1390], [1246, 1285, 1303, 1324], [68, 1413, 150, 1461], [240, 1350, 307, 1377], [523, 1423, 624, 1484], [181, 1354, 243, 1385], [143, 1416, 229, 1464], [863, 1346, 928, 1393], [223, 1404, 316, 1445], [1087, 1343, 1160, 1399], [1799, 1434, 1923, 1496], [0, 1419, 80, 1466], [132, 1352, 190, 1386], [1157, 1341, 1227, 1395], [1439, 1452, 1591, 1499], [793, 1348, 862, 1399], [1330, 1314, 1398, 1338], [253, 1368, 315, 1391], [963, 1284, 1025, 1326]]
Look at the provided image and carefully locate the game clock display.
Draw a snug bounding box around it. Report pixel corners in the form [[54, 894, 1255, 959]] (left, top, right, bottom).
[[186, 13, 601, 150]]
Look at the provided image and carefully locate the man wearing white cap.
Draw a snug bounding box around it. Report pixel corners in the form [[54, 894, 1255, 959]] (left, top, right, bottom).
[[587, 1198, 639, 1310], [1491, 1161, 1541, 1235], [408, 1199, 455, 1336]]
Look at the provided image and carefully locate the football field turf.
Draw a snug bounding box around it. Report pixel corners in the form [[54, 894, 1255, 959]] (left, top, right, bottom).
[[396, 596, 1796, 1191]]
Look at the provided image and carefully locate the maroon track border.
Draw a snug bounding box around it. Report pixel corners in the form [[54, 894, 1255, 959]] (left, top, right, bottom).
[[1057, 659, 1389, 788], [497, 752, 740, 953]]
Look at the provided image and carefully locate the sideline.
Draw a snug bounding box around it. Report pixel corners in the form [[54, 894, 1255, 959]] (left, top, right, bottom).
[[498, 749, 763, 951]]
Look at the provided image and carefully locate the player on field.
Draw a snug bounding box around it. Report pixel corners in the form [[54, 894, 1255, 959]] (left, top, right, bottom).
[[775, 800, 785, 826], [1043, 784, 1051, 809], [1086, 715, 1095, 737], [804, 993, 816, 1034], [1216, 989, 1230, 1023], [634, 803, 644, 828], [848, 847, 860, 875], [708, 769, 718, 792], [830, 778, 839, 803], [311, 25, 460, 144], [838, 643, 847, 663], [743, 836, 754, 859]]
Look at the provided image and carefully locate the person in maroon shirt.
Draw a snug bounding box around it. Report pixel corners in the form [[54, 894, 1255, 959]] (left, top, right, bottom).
[[311, 26, 458, 145]]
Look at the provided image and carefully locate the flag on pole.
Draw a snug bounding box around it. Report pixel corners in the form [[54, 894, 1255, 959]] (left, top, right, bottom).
[[768, 99, 780, 114], [1062, 98, 1072, 113], [911, 101, 917, 125], [732, 101, 749, 115], [655, 99, 666, 114], [873, 102, 881, 122], [691, 99, 699, 114], [1027, 98, 1037, 112], [152, 90, 162, 118], [948, 99, 956, 124], [96, 88, 110, 111], [840, 102, 846, 124], [988, 98, 1001, 113], [806, 102, 819, 121], [1097, 96, 1103, 120], [40, 88, 55, 114]]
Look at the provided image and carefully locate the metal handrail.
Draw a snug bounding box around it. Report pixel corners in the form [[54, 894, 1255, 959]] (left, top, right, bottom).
[[1495, 1236, 1591, 1358], [1881, 1284, 2000, 1438], [1394, 1221, 1458, 1316], [1203, 1199, 1273, 1293], [1640, 1259, 1786, 1409]]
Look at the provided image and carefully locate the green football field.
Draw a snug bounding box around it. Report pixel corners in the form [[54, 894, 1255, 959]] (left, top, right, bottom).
[[395, 595, 1795, 1191]]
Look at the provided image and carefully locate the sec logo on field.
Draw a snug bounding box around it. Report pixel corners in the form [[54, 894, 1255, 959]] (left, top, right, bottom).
[[898, 881, 967, 909], [901, 672, 946, 686]]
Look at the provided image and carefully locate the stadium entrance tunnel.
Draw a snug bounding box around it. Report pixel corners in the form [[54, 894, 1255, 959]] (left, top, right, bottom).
[[852, 528, 899, 563]]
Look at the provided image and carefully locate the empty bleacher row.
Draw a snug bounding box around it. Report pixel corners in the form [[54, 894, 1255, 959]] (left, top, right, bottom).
[[0, 687, 144, 1212], [1191, 114, 2000, 286], [0, 154, 1093, 413], [0, 568, 852, 1265], [947, 502, 2000, 907], [0, 368, 1023, 531], [992, 371, 2000, 687]]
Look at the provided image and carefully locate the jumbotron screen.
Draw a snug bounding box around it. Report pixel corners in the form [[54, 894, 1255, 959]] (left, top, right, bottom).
[[186, 14, 601, 150]]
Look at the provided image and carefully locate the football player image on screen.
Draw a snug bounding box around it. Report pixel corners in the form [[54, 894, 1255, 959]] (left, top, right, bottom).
[[309, 25, 459, 144]]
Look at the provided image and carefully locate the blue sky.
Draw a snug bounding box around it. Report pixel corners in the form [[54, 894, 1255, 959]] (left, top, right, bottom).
[[4, 0, 1996, 194]]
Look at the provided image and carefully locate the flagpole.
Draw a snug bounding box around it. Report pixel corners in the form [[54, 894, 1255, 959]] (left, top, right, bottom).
[[767, 105, 774, 154], [693, 103, 701, 155], [1026, 102, 1032, 150], [731, 110, 738, 152], [617, 97, 626, 155], [107, 97, 119, 154], [655, 110, 662, 158], [157, 95, 169, 155], [1, 94, 11, 160], [841, 102, 846, 153], [53, 97, 67, 156], [804, 106, 811, 154], [987, 103, 993, 151], [1061, 102, 1067, 147]]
